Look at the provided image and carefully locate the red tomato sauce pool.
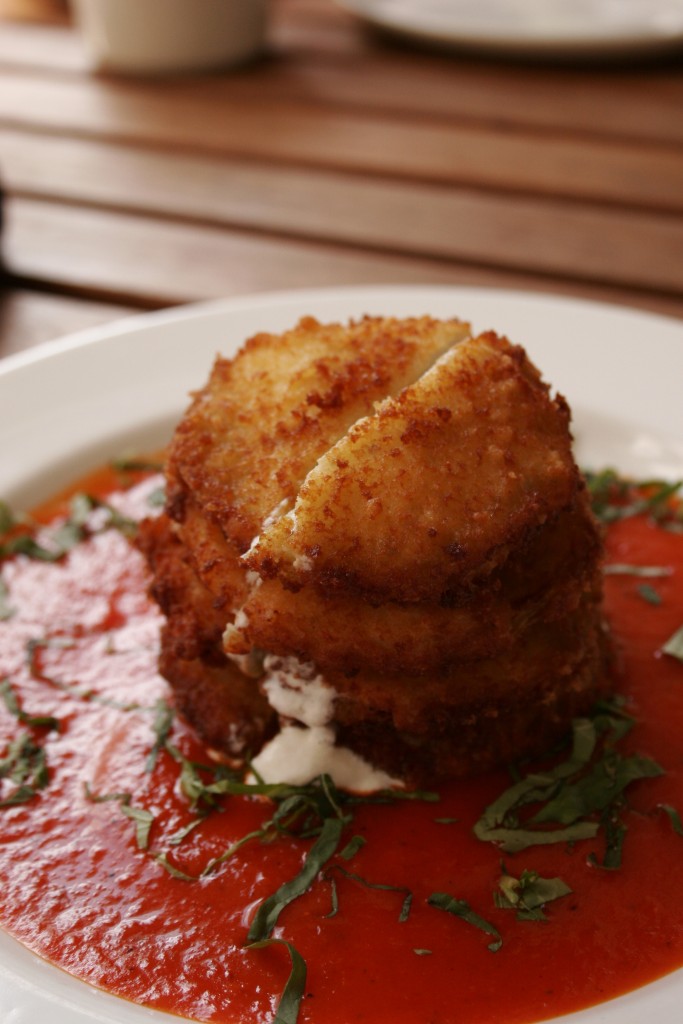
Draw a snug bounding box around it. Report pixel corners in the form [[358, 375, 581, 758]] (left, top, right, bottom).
[[0, 468, 682, 1024]]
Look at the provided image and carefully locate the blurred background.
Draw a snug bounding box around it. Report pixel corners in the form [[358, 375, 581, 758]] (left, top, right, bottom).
[[0, 0, 682, 358]]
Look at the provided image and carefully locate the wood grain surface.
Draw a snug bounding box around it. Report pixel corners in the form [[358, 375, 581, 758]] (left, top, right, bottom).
[[1, 0, 682, 358]]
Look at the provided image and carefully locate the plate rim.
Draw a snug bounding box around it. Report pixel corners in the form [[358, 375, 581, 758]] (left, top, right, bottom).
[[1, 281, 683, 1024], [335, 0, 683, 57], [2, 283, 683, 378]]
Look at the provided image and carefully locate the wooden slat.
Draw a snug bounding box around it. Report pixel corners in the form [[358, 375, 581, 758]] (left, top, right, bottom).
[[3, 196, 464, 303], [5, 197, 683, 322], [1, 75, 682, 214], [1, 10, 683, 147], [2, 132, 683, 293], [0, 289, 139, 358], [275, 49, 683, 148]]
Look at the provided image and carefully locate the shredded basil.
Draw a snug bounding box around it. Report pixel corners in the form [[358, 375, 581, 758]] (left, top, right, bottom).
[[590, 804, 628, 870], [339, 834, 366, 861], [120, 803, 155, 850], [247, 939, 306, 1024], [637, 583, 662, 606], [0, 678, 59, 731], [0, 733, 51, 806], [167, 817, 206, 846], [532, 751, 663, 826], [474, 703, 662, 855], [85, 784, 154, 850], [146, 699, 175, 772], [0, 577, 15, 621], [0, 680, 59, 807], [0, 500, 18, 536], [152, 851, 198, 881], [248, 816, 345, 942], [495, 868, 571, 921], [585, 470, 682, 525], [1, 534, 61, 562], [427, 892, 502, 952], [324, 864, 412, 922], [1, 492, 138, 564], [657, 803, 683, 836]]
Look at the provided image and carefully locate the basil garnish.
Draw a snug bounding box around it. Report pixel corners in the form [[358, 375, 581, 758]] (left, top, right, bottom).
[[146, 699, 175, 772], [0, 677, 59, 730], [495, 868, 571, 921], [85, 784, 154, 850], [658, 803, 683, 836], [637, 583, 662, 605], [0, 679, 59, 808], [0, 493, 138, 564], [324, 864, 412, 922], [586, 470, 682, 526], [0, 577, 15, 621], [427, 893, 502, 952], [247, 939, 306, 1024], [474, 704, 663, 855], [248, 816, 345, 942], [0, 733, 50, 806], [339, 834, 366, 860]]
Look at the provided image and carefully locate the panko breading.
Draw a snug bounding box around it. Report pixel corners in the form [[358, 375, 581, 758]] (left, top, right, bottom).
[[230, 491, 601, 675], [246, 333, 578, 603], [332, 624, 609, 783], [138, 514, 275, 756], [165, 487, 249, 617], [145, 316, 610, 786], [168, 315, 470, 554]]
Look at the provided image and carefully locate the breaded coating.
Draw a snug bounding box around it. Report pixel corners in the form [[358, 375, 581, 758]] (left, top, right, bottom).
[[333, 624, 610, 783], [138, 514, 275, 756], [144, 315, 609, 785], [246, 333, 578, 602], [165, 485, 249, 616], [168, 315, 470, 553], [232, 498, 601, 675]]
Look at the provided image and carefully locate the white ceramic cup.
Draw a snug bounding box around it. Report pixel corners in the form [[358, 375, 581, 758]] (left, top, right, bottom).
[[71, 0, 268, 74]]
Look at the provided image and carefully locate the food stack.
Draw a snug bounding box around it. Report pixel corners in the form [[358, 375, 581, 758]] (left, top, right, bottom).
[[141, 316, 609, 785]]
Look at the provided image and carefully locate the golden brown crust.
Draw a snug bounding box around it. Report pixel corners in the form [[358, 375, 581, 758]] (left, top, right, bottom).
[[333, 631, 612, 785], [168, 315, 470, 553], [144, 315, 609, 784], [165, 487, 249, 615], [246, 333, 579, 603], [138, 514, 275, 756], [233, 493, 601, 675]]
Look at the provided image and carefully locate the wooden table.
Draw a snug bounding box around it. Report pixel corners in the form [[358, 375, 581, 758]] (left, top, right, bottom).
[[1, 0, 683, 360]]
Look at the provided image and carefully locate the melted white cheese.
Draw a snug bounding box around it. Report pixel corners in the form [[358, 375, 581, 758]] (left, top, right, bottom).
[[260, 655, 332, 727], [250, 654, 402, 792], [250, 724, 399, 792]]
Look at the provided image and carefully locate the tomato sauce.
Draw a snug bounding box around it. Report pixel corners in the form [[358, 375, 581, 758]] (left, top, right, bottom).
[[0, 469, 682, 1024]]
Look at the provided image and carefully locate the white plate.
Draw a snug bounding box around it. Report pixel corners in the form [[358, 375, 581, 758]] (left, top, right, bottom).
[[1, 284, 682, 1023], [337, 0, 683, 58]]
